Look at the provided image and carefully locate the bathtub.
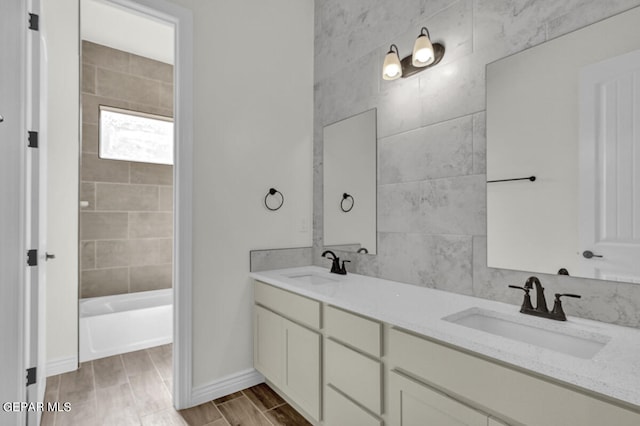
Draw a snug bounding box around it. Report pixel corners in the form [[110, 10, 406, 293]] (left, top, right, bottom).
[[79, 289, 173, 362]]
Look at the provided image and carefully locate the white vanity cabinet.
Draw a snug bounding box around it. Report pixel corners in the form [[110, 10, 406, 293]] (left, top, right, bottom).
[[253, 282, 321, 422]]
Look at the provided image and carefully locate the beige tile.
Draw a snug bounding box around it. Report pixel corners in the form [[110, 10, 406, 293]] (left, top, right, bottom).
[[81, 268, 129, 298], [96, 183, 159, 211], [264, 404, 311, 426], [96, 240, 130, 268], [82, 63, 96, 94], [159, 82, 174, 110], [159, 187, 173, 212], [141, 409, 187, 426], [129, 238, 172, 266], [122, 350, 156, 377], [131, 162, 173, 185], [53, 400, 97, 426], [96, 383, 140, 426], [93, 355, 128, 389], [80, 212, 128, 240], [129, 212, 173, 238], [203, 420, 229, 426], [83, 40, 129, 73], [82, 123, 98, 153], [58, 362, 95, 405], [129, 53, 173, 83], [243, 383, 285, 411], [164, 378, 173, 394], [217, 396, 271, 426], [81, 152, 129, 183], [147, 345, 172, 381], [81, 241, 96, 270], [129, 370, 173, 417], [81, 182, 96, 210], [82, 93, 129, 125], [130, 264, 172, 292], [96, 68, 161, 107], [128, 102, 174, 118], [178, 402, 222, 426], [40, 411, 55, 426]]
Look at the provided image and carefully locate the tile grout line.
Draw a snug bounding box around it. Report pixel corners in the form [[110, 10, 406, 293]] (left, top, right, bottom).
[[237, 390, 277, 426]]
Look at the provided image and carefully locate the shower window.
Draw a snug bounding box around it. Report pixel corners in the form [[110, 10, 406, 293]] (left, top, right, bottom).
[[99, 106, 174, 165]]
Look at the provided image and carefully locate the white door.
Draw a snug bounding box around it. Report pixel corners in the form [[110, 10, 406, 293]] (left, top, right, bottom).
[[26, 0, 47, 424], [579, 49, 640, 283]]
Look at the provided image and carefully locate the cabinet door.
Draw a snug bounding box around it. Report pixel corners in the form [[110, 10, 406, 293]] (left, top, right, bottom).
[[254, 305, 283, 386], [389, 371, 487, 426], [283, 318, 321, 421]]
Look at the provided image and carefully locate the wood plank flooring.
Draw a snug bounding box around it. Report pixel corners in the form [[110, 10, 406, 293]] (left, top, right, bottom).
[[41, 344, 311, 426]]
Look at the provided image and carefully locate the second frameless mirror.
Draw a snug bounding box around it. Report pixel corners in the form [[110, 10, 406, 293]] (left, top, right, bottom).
[[323, 109, 377, 254]]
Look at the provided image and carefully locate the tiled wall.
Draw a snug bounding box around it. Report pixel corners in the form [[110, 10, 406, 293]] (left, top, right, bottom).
[[80, 41, 173, 298], [313, 0, 640, 327]]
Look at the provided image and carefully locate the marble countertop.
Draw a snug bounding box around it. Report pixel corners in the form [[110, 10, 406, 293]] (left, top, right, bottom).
[[250, 266, 640, 408]]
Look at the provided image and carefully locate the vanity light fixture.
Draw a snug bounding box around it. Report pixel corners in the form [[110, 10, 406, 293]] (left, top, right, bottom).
[[382, 44, 403, 80], [382, 26, 445, 80]]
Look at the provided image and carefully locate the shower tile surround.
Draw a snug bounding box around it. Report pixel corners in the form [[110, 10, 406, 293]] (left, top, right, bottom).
[[312, 0, 640, 328], [80, 41, 173, 298]]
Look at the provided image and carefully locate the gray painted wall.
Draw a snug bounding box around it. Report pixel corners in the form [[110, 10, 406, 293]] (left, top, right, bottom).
[[312, 0, 640, 327]]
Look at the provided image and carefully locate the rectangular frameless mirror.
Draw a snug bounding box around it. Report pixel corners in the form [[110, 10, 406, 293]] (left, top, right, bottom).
[[486, 6, 640, 283], [323, 109, 377, 254]]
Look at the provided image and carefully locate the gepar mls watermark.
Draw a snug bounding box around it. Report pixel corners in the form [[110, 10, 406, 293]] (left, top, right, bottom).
[[3, 402, 71, 413]]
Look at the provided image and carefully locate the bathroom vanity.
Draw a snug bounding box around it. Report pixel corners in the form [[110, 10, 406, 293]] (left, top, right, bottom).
[[251, 266, 640, 426]]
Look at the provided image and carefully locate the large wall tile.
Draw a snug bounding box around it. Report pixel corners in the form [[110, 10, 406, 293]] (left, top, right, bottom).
[[81, 268, 129, 298], [472, 111, 486, 174], [96, 240, 131, 268], [96, 68, 160, 107], [130, 163, 173, 185], [81, 182, 95, 210], [81, 241, 96, 270], [422, 174, 486, 235], [378, 181, 424, 232], [96, 183, 158, 211], [82, 64, 96, 94], [80, 212, 128, 240], [377, 232, 432, 286], [81, 153, 130, 184], [378, 116, 473, 184], [82, 123, 98, 154], [546, 0, 640, 40], [129, 213, 173, 239], [128, 54, 173, 83], [130, 264, 172, 292], [129, 239, 172, 266], [81, 94, 129, 126], [82, 40, 129, 73], [158, 187, 173, 212]]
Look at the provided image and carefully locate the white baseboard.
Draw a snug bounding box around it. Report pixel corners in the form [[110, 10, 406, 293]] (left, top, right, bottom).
[[190, 368, 264, 407], [46, 356, 78, 377]]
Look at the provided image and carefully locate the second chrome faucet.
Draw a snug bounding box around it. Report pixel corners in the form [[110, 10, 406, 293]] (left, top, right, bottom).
[[509, 276, 581, 321]]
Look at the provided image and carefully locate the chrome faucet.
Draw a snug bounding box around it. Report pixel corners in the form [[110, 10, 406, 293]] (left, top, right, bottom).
[[509, 276, 581, 321], [321, 250, 350, 275]]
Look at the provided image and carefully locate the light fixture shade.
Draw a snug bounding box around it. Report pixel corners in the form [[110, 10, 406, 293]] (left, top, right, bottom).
[[412, 28, 435, 67], [382, 45, 402, 80]]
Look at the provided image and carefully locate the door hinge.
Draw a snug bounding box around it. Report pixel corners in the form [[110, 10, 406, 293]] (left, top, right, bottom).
[[28, 131, 38, 148], [27, 249, 37, 266], [28, 13, 39, 31], [26, 367, 36, 386]]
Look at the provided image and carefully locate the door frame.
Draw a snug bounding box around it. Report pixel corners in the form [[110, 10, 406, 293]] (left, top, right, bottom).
[[97, 0, 194, 409]]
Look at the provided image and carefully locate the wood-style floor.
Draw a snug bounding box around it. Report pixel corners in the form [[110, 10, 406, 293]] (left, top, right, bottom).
[[41, 344, 311, 426]]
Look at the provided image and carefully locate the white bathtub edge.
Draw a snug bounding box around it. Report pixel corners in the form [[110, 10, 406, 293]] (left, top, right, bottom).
[[46, 355, 78, 377], [190, 368, 264, 408]]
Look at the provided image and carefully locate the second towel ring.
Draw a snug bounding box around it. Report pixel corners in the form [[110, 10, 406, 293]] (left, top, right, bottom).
[[265, 188, 284, 211], [341, 193, 354, 212]]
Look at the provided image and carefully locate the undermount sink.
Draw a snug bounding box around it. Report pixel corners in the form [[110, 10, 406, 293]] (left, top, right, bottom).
[[284, 272, 339, 285], [443, 308, 610, 359]]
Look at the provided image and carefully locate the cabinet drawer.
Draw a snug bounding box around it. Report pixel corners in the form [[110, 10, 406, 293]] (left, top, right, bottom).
[[325, 385, 382, 426], [325, 305, 381, 358], [326, 339, 382, 415], [388, 370, 487, 426], [389, 328, 640, 426], [254, 281, 320, 329]]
